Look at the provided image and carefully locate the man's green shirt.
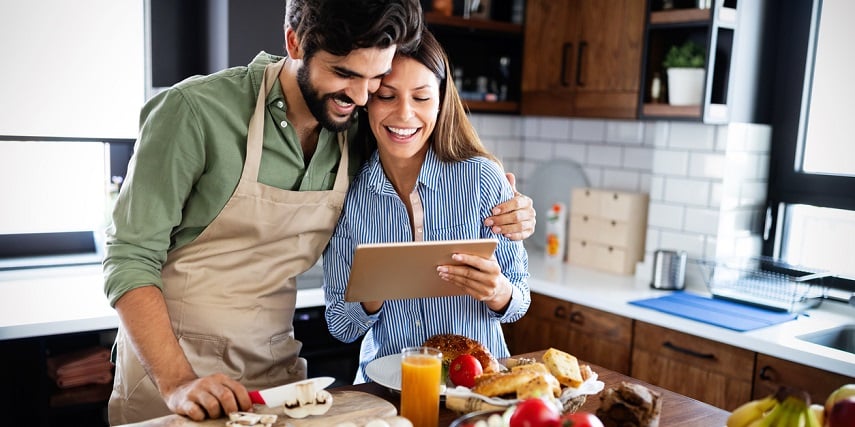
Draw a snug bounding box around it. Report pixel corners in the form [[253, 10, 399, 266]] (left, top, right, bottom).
[[104, 52, 362, 306]]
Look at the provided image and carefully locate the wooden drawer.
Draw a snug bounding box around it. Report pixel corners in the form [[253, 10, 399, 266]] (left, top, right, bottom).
[[571, 188, 648, 222], [568, 304, 632, 343], [568, 239, 633, 274], [753, 353, 855, 404], [631, 321, 753, 410], [571, 188, 601, 216]]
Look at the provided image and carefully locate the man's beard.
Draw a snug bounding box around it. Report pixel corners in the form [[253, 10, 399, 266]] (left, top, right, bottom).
[[296, 64, 355, 133]]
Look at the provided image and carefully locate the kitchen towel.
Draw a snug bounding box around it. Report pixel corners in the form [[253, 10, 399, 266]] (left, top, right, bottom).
[[628, 292, 798, 332]]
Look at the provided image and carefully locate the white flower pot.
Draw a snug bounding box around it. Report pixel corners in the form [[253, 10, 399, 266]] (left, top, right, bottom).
[[666, 67, 705, 106]]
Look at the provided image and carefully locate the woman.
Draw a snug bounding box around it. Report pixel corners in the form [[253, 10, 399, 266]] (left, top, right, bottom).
[[322, 29, 530, 382]]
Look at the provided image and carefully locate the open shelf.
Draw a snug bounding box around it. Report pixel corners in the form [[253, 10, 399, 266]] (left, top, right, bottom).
[[425, 12, 523, 34]]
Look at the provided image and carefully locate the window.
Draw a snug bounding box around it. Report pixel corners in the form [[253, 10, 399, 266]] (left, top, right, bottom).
[[0, 138, 134, 269], [765, 0, 855, 293]]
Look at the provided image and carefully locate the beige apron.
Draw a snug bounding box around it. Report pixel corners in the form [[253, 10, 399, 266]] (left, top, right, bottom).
[[109, 59, 349, 425]]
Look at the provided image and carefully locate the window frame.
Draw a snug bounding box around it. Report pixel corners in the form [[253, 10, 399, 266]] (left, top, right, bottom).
[[763, 0, 855, 292]]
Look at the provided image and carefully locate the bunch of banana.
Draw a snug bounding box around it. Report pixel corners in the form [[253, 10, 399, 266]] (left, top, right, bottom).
[[727, 388, 823, 427]]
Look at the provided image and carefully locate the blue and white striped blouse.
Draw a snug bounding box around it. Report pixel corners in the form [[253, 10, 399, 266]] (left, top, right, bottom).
[[322, 147, 530, 383]]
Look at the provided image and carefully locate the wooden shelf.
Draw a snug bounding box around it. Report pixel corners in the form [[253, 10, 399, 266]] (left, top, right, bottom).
[[425, 12, 523, 34], [642, 103, 701, 118], [464, 100, 519, 114], [650, 8, 711, 25]]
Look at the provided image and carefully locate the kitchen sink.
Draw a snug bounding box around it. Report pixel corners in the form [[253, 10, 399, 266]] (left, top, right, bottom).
[[798, 325, 855, 354]]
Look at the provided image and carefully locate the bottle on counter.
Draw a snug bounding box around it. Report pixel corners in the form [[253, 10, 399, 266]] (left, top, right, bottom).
[[545, 202, 567, 262]]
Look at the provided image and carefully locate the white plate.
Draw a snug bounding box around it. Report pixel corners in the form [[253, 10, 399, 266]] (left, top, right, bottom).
[[523, 159, 589, 250], [365, 353, 403, 391], [365, 353, 447, 395]]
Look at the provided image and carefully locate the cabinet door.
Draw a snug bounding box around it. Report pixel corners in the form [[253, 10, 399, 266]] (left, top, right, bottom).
[[753, 354, 855, 405], [572, 0, 644, 118], [566, 304, 632, 374], [631, 321, 754, 410], [520, 0, 579, 116], [521, 0, 643, 118], [508, 293, 573, 354]]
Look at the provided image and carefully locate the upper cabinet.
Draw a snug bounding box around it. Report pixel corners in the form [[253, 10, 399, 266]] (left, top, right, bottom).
[[638, 0, 771, 123], [424, 3, 525, 114], [520, 0, 645, 119]]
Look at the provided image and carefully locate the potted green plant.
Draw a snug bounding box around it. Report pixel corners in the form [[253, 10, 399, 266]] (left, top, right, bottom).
[[662, 40, 706, 106]]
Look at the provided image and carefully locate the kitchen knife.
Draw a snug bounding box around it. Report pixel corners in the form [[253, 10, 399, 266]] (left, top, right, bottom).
[[248, 377, 335, 407]]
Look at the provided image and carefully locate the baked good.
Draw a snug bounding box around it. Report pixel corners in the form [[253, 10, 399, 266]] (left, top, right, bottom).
[[471, 370, 539, 397], [423, 334, 502, 373], [542, 348, 583, 388], [596, 382, 662, 427], [511, 363, 561, 397], [515, 375, 556, 400]]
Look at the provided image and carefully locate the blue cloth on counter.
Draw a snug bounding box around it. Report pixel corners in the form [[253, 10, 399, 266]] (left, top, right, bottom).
[[629, 292, 798, 332]]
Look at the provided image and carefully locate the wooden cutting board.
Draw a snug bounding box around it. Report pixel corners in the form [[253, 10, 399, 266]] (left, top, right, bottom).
[[123, 390, 398, 427]]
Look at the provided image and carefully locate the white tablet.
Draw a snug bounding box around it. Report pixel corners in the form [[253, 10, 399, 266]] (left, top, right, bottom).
[[344, 239, 499, 302]]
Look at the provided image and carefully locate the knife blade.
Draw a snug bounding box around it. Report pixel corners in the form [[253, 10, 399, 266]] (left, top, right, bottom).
[[248, 376, 335, 407]]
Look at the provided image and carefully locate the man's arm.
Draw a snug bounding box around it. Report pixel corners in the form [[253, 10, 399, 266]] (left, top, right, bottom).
[[484, 172, 536, 241], [114, 286, 252, 421]]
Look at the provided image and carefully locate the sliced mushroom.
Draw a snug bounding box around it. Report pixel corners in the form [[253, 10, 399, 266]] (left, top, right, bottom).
[[281, 382, 334, 418]]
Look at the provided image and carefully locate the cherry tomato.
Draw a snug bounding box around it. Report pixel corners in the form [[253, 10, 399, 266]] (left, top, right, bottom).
[[557, 412, 605, 427], [509, 398, 560, 427], [449, 354, 483, 388]]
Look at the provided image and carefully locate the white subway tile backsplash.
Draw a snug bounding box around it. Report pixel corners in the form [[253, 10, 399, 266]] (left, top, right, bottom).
[[648, 202, 685, 229], [669, 122, 715, 150], [587, 144, 623, 167], [652, 150, 689, 176], [649, 121, 670, 148], [601, 168, 642, 192], [521, 117, 539, 138], [606, 121, 645, 144], [478, 114, 518, 137], [740, 182, 768, 206], [745, 123, 772, 152], [709, 182, 724, 208], [623, 146, 654, 170], [554, 142, 587, 163], [650, 176, 665, 201], [583, 166, 603, 187], [714, 124, 730, 152], [658, 230, 706, 258], [638, 173, 652, 194], [663, 177, 711, 206], [688, 152, 726, 179], [539, 117, 572, 139], [525, 140, 554, 161], [684, 207, 720, 235], [571, 119, 606, 141]]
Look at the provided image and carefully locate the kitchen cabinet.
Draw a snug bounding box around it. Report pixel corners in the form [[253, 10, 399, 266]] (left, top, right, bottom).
[[425, 12, 524, 114], [638, 0, 771, 123], [520, 0, 645, 119], [752, 353, 855, 406], [631, 321, 754, 410], [505, 293, 633, 374]]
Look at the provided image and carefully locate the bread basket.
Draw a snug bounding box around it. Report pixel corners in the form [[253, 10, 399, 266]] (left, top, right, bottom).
[[444, 372, 603, 415]]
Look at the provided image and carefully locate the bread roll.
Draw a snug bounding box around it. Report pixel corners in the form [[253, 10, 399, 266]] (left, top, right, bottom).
[[542, 348, 583, 388], [423, 334, 502, 373], [596, 382, 662, 427]]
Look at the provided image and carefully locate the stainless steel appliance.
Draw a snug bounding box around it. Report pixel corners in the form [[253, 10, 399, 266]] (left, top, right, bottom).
[[650, 249, 687, 290]]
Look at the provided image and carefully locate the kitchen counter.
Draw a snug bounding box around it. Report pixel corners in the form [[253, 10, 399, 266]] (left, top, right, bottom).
[[0, 264, 326, 341], [525, 253, 855, 377], [2, 255, 853, 378]]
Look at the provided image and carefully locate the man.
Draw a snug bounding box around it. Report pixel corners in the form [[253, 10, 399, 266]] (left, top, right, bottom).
[[104, 0, 535, 424]]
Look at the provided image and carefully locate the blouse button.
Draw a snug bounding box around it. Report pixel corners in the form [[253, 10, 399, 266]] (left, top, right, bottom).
[[280, 120, 288, 128]]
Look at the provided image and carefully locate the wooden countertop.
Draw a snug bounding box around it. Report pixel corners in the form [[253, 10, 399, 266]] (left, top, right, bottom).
[[117, 351, 730, 427]]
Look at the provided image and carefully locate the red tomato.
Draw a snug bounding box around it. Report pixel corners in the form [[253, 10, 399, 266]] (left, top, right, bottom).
[[449, 354, 483, 388], [557, 412, 605, 427], [510, 398, 560, 427]]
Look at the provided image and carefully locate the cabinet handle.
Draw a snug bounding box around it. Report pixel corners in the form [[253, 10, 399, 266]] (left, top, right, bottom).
[[758, 366, 775, 381], [560, 42, 573, 87], [662, 341, 716, 360], [554, 305, 568, 320], [569, 311, 584, 325], [575, 40, 587, 87]]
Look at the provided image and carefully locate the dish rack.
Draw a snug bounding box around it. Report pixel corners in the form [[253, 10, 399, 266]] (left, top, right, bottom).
[[694, 256, 831, 313]]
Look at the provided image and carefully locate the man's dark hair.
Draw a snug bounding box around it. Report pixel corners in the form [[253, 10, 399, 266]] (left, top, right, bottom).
[[285, 0, 424, 60]]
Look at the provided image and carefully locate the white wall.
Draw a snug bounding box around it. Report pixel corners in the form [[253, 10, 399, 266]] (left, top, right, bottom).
[[0, 0, 146, 138]]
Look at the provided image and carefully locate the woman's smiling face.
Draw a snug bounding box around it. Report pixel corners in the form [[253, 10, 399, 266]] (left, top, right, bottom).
[[366, 55, 440, 162]]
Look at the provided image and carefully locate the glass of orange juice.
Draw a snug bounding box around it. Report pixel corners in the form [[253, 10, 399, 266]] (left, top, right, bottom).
[[400, 346, 442, 427]]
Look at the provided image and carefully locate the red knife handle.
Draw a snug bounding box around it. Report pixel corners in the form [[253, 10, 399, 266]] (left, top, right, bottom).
[[248, 390, 264, 405]]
